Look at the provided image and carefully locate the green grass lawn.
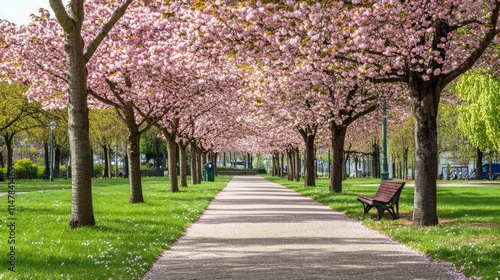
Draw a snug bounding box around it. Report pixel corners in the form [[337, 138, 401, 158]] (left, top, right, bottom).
[[1, 176, 230, 279], [263, 175, 500, 280]]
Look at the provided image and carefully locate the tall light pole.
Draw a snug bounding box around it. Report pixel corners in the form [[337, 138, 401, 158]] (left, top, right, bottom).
[[381, 100, 389, 180], [49, 121, 57, 182]]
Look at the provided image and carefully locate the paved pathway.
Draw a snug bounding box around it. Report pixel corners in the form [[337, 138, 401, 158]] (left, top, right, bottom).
[[143, 176, 466, 279]]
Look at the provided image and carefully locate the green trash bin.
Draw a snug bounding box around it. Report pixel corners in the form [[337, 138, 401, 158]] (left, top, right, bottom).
[[203, 162, 215, 182]]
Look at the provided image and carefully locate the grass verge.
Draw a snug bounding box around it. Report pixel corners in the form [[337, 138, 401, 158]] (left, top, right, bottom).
[[263, 175, 500, 280], [1, 176, 230, 279]]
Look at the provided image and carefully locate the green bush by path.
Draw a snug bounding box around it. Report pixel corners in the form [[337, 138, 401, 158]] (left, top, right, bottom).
[[13, 159, 39, 179], [263, 175, 500, 280], [0, 176, 230, 279]]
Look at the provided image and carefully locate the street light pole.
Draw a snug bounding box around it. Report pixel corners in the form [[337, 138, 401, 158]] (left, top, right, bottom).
[[49, 121, 57, 182], [381, 100, 389, 180]]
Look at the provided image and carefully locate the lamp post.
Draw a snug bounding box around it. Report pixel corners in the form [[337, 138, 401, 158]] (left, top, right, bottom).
[[49, 121, 57, 182], [380, 100, 389, 180]]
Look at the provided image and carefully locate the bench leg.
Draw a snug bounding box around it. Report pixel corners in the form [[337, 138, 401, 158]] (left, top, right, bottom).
[[360, 202, 373, 215], [376, 207, 385, 221], [384, 205, 400, 220], [387, 208, 398, 220]]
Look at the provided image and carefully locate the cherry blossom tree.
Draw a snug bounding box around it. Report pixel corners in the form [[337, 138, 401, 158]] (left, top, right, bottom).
[[346, 0, 500, 225], [1, 0, 140, 227], [51, 0, 136, 227]]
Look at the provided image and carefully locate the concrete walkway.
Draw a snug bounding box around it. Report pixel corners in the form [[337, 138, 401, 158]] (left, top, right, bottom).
[[143, 176, 467, 279]]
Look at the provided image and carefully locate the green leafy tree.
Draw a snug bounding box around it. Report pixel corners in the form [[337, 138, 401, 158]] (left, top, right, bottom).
[[437, 103, 475, 165], [0, 82, 42, 170], [90, 109, 127, 178], [457, 71, 500, 178], [140, 127, 165, 170], [389, 116, 415, 180], [27, 109, 69, 179]]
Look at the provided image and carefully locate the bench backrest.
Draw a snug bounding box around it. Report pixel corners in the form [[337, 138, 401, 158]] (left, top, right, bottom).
[[373, 181, 405, 203]]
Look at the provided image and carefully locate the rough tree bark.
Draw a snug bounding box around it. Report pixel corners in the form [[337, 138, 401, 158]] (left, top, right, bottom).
[[294, 148, 300, 182], [329, 126, 346, 192], [126, 130, 143, 203], [166, 136, 179, 192], [3, 133, 14, 171], [410, 80, 440, 226], [298, 128, 316, 187], [190, 142, 198, 185], [196, 146, 202, 183], [179, 141, 189, 187], [286, 149, 293, 181]]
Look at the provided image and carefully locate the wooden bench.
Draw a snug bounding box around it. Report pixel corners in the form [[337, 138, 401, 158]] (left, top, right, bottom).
[[356, 181, 405, 220]]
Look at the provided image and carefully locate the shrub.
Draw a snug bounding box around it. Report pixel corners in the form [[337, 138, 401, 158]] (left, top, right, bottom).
[[93, 163, 104, 178], [0, 167, 6, 181], [14, 159, 39, 179], [38, 167, 47, 179], [59, 165, 67, 178]]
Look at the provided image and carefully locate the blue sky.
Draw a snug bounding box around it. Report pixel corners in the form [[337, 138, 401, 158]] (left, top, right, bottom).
[[0, 0, 52, 25]]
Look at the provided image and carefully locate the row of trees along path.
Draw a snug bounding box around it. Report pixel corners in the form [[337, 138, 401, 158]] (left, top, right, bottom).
[[1, 0, 499, 228]]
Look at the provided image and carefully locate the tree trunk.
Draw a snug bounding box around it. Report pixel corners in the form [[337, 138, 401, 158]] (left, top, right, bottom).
[[214, 152, 218, 176], [44, 142, 50, 178], [294, 148, 300, 182], [124, 153, 129, 178], [196, 146, 202, 184], [190, 142, 198, 185], [411, 84, 439, 226], [403, 147, 409, 180], [272, 153, 278, 176], [299, 131, 316, 187], [62, 16, 95, 228], [4, 133, 14, 171], [354, 157, 359, 177], [475, 147, 483, 180], [155, 138, 162, 171], [329, 126, 347, 192], [287, 149, 293, 181], [103, 145, 109, 178], [179, 143, 188, 187], [166, 138, 179, 192], [55, 145, 61, 178], [201, 150, 207, 167], [372, 140, 380, 179], [127, 131, 144, 203]]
